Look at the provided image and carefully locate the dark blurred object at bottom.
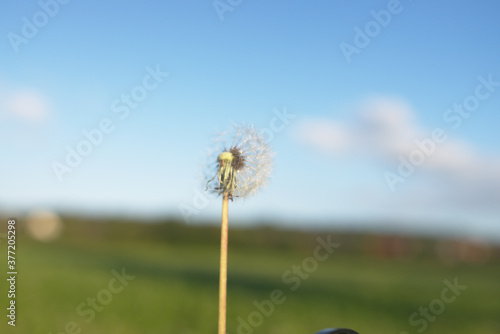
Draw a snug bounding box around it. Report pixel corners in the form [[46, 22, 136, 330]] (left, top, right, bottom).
[[316, 328, 359, 334]]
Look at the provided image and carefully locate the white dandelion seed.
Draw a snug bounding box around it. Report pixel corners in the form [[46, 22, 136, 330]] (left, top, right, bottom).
[[204, 123, 273, 200]]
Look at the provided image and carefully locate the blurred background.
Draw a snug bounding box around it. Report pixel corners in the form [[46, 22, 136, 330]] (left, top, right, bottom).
[[1, 1, 499, 333]]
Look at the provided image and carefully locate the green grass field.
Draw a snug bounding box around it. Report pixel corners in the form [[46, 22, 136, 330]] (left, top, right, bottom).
[[1, 222, 499, 334]]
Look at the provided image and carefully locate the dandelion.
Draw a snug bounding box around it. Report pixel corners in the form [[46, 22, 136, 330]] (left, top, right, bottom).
[[205, 124, 273, 200], [204, 124, 273, 334]]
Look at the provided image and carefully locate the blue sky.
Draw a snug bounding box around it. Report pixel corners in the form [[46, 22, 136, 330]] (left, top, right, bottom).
[[1, 0, 499, 241]]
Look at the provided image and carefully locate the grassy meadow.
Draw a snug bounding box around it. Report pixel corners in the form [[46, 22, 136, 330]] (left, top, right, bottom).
[[1, 218, 499, 334]]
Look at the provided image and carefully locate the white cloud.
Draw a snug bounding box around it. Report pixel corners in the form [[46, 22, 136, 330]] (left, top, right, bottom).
[[294, 96, 500, 215], [295, 119, 351, 153], [0, 86, 50, 122], [296, 97, 421, 158], [356, 97, 420, 157]]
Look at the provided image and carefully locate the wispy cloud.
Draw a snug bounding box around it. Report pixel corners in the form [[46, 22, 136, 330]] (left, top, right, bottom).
[[294, 96, 500, 215], [296, 97, 420, 157], [295, 119, 352, 153], [0, 85, 50, 122]]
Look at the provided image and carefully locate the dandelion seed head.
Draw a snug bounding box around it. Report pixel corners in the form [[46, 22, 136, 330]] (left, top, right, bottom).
[[204, 123, 273, 199]]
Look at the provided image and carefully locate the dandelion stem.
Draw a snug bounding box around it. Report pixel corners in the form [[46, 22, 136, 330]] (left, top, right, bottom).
[[218, 193, 229, 334]]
